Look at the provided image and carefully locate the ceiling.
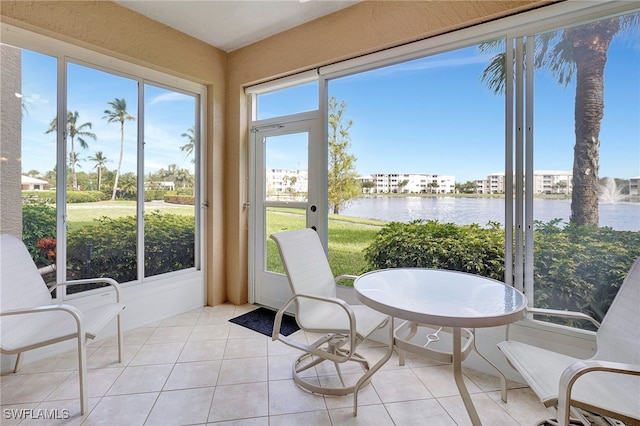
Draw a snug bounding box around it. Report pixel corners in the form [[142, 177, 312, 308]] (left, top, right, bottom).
[[114, 0, 360, 52]]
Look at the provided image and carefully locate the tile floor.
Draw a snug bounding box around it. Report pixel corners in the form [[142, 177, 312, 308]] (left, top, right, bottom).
[[0, 304, 553, 425]]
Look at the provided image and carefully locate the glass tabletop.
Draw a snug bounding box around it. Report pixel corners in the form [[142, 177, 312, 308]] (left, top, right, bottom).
[[354, 268, 528, 328]]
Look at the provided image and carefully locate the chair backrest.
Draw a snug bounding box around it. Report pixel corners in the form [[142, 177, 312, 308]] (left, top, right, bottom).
[[1, 234, 52, 312], [595, 256, 640, 364], [270, 228, 337, 328]]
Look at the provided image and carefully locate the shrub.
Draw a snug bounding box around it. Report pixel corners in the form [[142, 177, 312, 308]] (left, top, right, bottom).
[[144, 190, 167, 202], [22, 191, 56, 204], [66, 191, 108, 203], [364, 219, 640, 323], [364, 220, 505, 280], [66, 212, 195, 288], [22, 203, 57, 266], [176, 188, 194, 196], [22, 190, 109, 203], [164, 195, 195, 205], [533, 220, 640, 321]]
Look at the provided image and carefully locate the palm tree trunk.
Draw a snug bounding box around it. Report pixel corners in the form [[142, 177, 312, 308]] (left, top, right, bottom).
[[111, 123, 125, 200], [567, 19, 618, 226], [70, 136, 77, 191]]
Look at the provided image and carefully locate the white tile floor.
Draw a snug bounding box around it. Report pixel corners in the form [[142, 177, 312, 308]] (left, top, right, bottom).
[[0, 304, 553, 425]]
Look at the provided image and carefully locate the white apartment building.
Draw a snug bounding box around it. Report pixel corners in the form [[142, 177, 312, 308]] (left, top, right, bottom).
[[476, 171, 573, 194], [266, 168, 308, 200], [358, 173, 456, 194], [630, 177, 639, 196]]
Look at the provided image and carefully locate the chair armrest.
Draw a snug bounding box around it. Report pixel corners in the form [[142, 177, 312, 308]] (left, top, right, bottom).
[[528, 307, 601, 329], [1, 304, 85, 333], [49, 278, 121, 302], [335, 274, 358, 285], [273, 293, 357, 354], [556, 359, 640, 426]]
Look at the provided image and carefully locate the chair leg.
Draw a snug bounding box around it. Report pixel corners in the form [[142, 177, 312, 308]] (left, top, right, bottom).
[[352, 317, 394, 416], [117, 314, 123, 363], [78, 337, 88, 415], [13, 352, 23, 373], [333, 362, 346, 387]]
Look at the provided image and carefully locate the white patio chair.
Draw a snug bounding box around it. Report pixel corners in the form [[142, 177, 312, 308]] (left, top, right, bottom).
[[498, 256, 640, 426], [0, 234, 125, 415], [270, 228, 393, 416]]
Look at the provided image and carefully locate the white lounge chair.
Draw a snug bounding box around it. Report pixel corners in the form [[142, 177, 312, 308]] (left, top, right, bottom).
[[498, 256, 640, 426], [0, 234, 125, 415], [270, 228, 393, 416]]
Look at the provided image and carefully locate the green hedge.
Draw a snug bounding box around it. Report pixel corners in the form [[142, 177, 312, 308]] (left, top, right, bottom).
[[66, 212, 195, 288], [532, 219, 640, 322], [364, 219, 640, 323], [22, 190, 109, 204], [22, 191, 56, 204], [364, 220, 505, 280], [164, 195, 195, 205]]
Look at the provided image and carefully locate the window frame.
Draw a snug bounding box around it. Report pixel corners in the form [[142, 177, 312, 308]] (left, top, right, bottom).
[[2, 23, 207, 300], [246, 0, 639, 337]]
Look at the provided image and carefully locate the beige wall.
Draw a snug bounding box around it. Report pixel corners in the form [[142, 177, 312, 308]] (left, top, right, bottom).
[[0, 44, 23, 237], [0, 0, 227, 305], [1, 0, 554, 306], [224, 0, 553, 304]]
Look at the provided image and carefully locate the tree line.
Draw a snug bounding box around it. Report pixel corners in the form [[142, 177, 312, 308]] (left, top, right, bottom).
[[37, 98, 195, 199]]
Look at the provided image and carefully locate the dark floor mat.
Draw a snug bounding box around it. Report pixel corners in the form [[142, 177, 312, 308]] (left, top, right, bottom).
[[229, 307, 300, 337]]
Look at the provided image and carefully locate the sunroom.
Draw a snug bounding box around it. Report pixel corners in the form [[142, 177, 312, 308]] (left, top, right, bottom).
[[1, 1, 638, 424]]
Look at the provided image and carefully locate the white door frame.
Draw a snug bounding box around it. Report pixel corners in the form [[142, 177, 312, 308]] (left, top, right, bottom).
[[248, 111, 325, 308]]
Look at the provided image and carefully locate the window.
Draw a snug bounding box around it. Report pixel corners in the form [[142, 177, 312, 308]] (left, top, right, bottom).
[[528, 12, 640, 323], [1, 28, 204, 297], [255, 80, 318, 120], [249, 2, 639, 327]]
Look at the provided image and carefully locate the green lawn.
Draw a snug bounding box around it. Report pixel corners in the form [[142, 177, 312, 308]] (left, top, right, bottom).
[[266, 208, 383, 278], [66, 200, 194, 230]]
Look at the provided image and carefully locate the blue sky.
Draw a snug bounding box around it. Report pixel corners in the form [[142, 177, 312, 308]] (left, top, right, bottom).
[[18, 28, 639, 184], [260, 36, 639, 183], [20, 53, 196, 177]]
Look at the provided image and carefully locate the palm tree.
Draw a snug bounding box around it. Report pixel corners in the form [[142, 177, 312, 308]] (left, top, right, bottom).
[[479, 13, 638, 226], [45, 111, 96, 191], [88, 151, 109, 191], [103, 98, 135, 200], [180, 126, 196, 163]]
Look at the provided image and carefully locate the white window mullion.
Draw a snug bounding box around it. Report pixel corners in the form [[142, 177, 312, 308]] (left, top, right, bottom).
[[514, 38, 525, 294], [504, 38, 514, 287], [524, 36, 535, 306], [55, 56, 68, 292], [137, 81, 145, 281]]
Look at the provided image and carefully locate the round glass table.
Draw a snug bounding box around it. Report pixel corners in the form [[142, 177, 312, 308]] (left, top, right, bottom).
[[354, 268, 527, 425]]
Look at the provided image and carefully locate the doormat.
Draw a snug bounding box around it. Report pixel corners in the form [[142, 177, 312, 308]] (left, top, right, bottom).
[[229, 307, 300, 337]]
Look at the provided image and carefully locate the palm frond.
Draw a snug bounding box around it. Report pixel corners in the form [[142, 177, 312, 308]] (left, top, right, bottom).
[[480, 53, 507, 95]]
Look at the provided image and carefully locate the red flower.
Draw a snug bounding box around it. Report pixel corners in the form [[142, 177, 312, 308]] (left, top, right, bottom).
[[36, 237, 56, 261]]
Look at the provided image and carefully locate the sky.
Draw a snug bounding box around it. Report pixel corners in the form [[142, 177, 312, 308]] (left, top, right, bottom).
[[19, 52, 196, 179], [15, 22, 640, 185], [258, 34, 639, 184]]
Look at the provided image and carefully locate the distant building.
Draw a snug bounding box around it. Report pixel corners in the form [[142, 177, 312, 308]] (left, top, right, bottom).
[[266, 168, 308, 200], [476, 171, 572, 194], [21, 175, 50, 191], [630, 177, 639, 196], [145, 181, 175, 191], [357, 173, 455, 194]]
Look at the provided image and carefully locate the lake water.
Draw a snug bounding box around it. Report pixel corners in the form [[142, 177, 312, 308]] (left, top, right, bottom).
[[340, 196, 640, 231]]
